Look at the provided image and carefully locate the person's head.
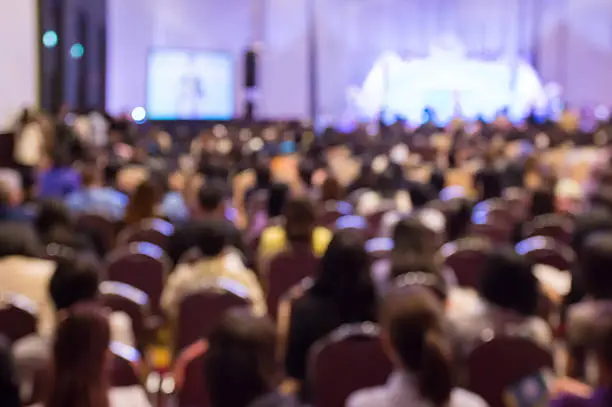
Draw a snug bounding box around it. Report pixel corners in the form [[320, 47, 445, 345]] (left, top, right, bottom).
[[204, 308, 278, 407], [267, 183, 289, 218], [590, 316, 612, 386], [580, 232, 612, 300], [530, 187, 555, 217], [477, 168, 502, 201], [590, 186, 612, 214], [35, 200, 73, 237], [320, 176, 344, 202], [283, 198, 316, 245], [0, 223, 42, 258], [80, 165, 103, 189], [429, 169, 446, 194], [123, 179, 162, 225], [254, 164, 271, 189], [312, 230, 376, 319], [446, 198, 473, 241], [195, 220, 227, 258], [196, 182, 226, 219], [571, 209, 612, 257], [50, 150, 72, 169], [380, 286, 453, 406], [480, 248, 539, 316], [298, 160, 315, 188], [392, 217, 436, 259], [0, 335, 20, 407], [0, 169, 24, 207], [49, 256, 100, 312], [46, 305, 110, 407]]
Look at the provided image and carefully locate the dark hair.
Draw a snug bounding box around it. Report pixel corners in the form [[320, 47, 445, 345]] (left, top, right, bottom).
[[446, 198, 473, 241], [195, 220, 227, 257], [321, 176, 344, 202], [123, 179, 162, 225], [391, 217, 436, 264], [589, 186, 612, 214], [254, 164, 271, 189], [382, 286, 453, 406], [298, 161, 315, 188], [283, 198, 316, 245], [408, 183, 436, 209], [429, 169, 446, 194], [581, 232, 612, 300], [45, 306, 110, 407], [477, 168, 502, 201], [267, 183, 289, 218], [35, 200, 73, 237], [311, 230, 377, 321], [80, 165, 101, 188], [197, 182, 225, 213], [571, 210, 612, 255], [592, 316, 612, 368], [480, 248, 539, 316], [530, 187, 555, 217], [0, 335, 20, 407], [0, 223, 42, 258], [49, 256, 100, 311], [204, 308, 278, 407]]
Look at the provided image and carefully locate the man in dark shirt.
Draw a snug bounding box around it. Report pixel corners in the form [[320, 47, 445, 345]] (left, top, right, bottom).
[[168, 181, 249, 266]]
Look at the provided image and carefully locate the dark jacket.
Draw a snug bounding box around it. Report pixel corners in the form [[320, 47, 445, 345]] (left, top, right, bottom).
[[248, 392, 302, 407]]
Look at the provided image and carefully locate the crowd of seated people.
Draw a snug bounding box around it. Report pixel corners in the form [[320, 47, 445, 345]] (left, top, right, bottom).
[[2, 106, 612, 407]]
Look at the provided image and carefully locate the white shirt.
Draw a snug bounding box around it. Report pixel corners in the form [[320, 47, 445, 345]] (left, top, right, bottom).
[[14, 122, 44, 166], [347, 371, 488, 407], [29, 385, 151, 407]]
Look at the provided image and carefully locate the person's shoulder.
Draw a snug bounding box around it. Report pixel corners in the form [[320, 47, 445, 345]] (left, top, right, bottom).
[[109, 385, 151, 407], [345, 385, 388, 407], [450, 388, 489, 407]]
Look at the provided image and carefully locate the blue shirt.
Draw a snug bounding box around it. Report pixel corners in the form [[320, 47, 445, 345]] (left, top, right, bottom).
[[38, 168, 81, 199], [65, 187, 128, 220]]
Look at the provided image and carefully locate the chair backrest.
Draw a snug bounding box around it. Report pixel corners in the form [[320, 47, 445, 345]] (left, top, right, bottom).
[[319, 201, 352, 228], [100, 281, 150, 353], [106, 243, 170, 315], [174, 341, 210, 407], [109, 341, 143, 387], [466, 336, 553, 407], [308, 323, 392, 407], [474, 198, 514, 229], [175, 286, 250, 354], [365, 237, 393, 261], [523, 214, 574, 246], [516, 236, 575, 271], [440, 237, 492, 289], [76, 213, 118, 253], [0, 293, 38, 343], [267, 246, 319, 321], [117, 218, 174, 250]]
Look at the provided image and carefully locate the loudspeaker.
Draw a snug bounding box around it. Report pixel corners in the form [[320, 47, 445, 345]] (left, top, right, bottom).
[[244, 49, 257, 88]]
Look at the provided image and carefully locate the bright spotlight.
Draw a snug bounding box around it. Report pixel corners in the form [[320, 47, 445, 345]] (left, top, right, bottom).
[[69, 43, 84, 59], [42, 30, 58, 48], [131, 107, 147, 123]]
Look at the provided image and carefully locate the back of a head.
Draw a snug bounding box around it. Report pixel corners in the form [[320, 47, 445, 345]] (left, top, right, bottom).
[[0, 223, 42, 258], [195, 220, 227, 258], [382, 286, 453, 406], [49, 256, 101, 311], [314, 230, 375, 317], [35, 200, 73, 236], [254, 163, 271, 188], [581, 232, 612, 300], [589, 185, 612, 215], [571, 209, 612, 256], [124, 179, 161, 225], [478, 168, 502, 200], [283, 197, 316, 244], [480, 247, 539, 316], [0, 335, 19, 407], [48, 305, 110, 407], [392, 217, 434, 257], [204, 308, 277, 407], [530, 187, 555, 217], [267, 183, 289, 218], [321, 176, 344, 202], [197, 181, 226, 215], [446, 198, 473, 241]]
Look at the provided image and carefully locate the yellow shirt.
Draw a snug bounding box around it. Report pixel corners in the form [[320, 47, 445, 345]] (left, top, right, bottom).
[[258, 225, 332, 263]]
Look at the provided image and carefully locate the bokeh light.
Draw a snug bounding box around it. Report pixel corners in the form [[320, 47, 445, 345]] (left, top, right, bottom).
[[69, 43, 84, 59], [131, 107, 147, 123], [42, 30, 58, 48]]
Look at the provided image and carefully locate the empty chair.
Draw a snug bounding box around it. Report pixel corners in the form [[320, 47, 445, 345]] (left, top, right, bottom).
[[0, 293, 37, 343], [174, 286, 250, 354], [266, 245, 319, 321], [106, 243, 170, 316], [100, 281, 150, 353], [516, 236, 575, 271], [117, 218, 174, 251], [440, 237, 492, 289], [523, 213, 573, 246], [466, 337, 553, 407], [308, 323, 392, 407]]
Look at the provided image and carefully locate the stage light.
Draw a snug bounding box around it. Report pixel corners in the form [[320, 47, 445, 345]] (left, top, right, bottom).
[[69, 43, 84, 59], [131, 107, 147, 123], [42, 30, 58, 48]]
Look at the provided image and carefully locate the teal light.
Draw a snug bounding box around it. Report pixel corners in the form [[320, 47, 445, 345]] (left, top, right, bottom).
[[42, 30, 58, 48], [70, 43, 84, 59]]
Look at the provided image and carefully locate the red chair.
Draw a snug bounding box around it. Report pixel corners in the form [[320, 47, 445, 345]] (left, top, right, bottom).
[[0, 293, 37, 343], [308, 323, 393, 407], [109, 341, 144, 387], [466, 337, 553, 407], [365, 237, 393, 261], [117, 218, 174, 251], [106, 243, 170, 316], [77, 213, 118, 253], [266, 246, 319, 321], [175, 286, 250, 354], [170, 340, 210, 407], [515, 236, 575, 271], [100, 281, 150, 353], [319, 201, 353, 228], [440, 237, 492, 289], [473, 198, 515, 236], [523, 214, 573, 246]]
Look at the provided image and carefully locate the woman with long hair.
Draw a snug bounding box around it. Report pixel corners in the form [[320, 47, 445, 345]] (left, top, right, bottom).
[[348, 287, 487, 407], [123, 179, 163, 226], [284, 230, 377, 386], [34, 305, 150, 407]]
